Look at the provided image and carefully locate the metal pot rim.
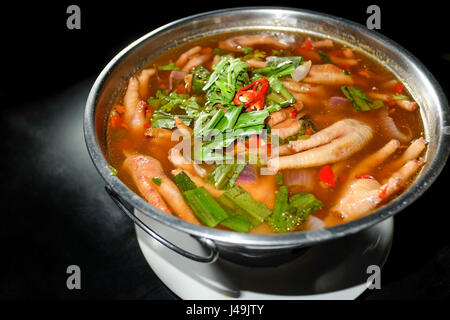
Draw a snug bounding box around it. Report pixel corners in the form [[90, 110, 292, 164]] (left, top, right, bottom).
[[84, 6, 450, 248]]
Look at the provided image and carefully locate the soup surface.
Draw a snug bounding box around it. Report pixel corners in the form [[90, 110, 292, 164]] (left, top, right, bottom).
[[106, 31, 426, 234]]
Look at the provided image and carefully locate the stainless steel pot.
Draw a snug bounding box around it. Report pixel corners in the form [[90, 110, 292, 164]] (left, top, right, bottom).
[[84, 7, 450, 266]]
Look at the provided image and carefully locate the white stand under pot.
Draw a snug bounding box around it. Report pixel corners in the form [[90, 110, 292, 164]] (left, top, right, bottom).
[[135, 210, 393, 300]]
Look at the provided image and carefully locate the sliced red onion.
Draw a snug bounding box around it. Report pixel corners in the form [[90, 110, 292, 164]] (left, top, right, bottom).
[[169, 70, 187, 90], [236, 165, 257, 184], [329, 96, 349, 107], [291, 60, 312, 82], [283, 169, 316, 190], [305, 216, 325, 230]]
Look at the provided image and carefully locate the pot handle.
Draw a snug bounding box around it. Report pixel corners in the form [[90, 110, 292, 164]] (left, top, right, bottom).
[[105, 186, 219, 264]]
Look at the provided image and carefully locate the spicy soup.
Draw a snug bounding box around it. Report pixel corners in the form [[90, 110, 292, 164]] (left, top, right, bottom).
[[106, 31, 425, 234]]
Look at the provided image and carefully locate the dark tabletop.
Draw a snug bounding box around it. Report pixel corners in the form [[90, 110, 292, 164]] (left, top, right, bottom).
[[1, 1, 449, 299]]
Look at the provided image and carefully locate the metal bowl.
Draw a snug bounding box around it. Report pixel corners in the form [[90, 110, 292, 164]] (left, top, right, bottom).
[[84, 7, 450, 266]]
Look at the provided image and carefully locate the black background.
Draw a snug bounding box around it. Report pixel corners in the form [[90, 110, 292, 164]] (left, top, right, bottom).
[[1, 0, 449, 300]]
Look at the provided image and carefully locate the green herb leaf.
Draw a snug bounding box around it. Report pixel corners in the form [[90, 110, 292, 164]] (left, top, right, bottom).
[[392, 93, 410, 101], [151, 110, 192, 129], [213, 48, 229, 56], [268, 190, 323, 233], [107, 165, 118, 176], [253, 56, 303, 78], [203, 56, 250, 107], [341, 86, 384, 111], [276, 172, 283, 185], [206, 163, 246, 190], [158, 61, 180, 71], [242, 49, 267, 61], [271, 49, 291, 56], [150, 89, 202, 119], [152, 177, 162, 186], [318, 51, 332, 64], [190, 66, 211, 95]]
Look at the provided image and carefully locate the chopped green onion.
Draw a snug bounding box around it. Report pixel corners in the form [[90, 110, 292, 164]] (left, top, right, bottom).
[[215, 106, 243, 131], [268, 190, 323, 233], [276, 173, 284, 185], [220, 212, 251, 233], [392, 93, 410, 101], [183, 187, 229, 227], [217, 186, 272, 226], [173, 172, 197, 192], [233, 110, 269, 129]]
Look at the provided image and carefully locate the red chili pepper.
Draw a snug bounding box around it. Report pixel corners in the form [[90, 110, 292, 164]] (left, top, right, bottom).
[[339, 63, 351, 72], [393, 83, 404, 93], [310, 84, 316, 88], [329, 49, 344, 57], [114, 105, 126, 114], [176, 82, 187, 94], [300, 37, 313, 51], [111, 115, 122, 128], [144, 123, 152, 128], [318, 165, 335, 187], [388, 100, 396, 107], [245, 135, 260, 149], [305, 127, 312, 136], [291, 109, 297, 119], [355, 174, 375, 180], [378, 184, 389, 199], [233, 78, 269, 110]]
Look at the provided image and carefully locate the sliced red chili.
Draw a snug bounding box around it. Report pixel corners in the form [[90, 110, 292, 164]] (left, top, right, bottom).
[[114, 105, 126, 114], [329, 49, 344, 57], [339, 63, 351, 72], [318, 165, 335, 187], [233, 78, 269, 110], [378, 184, 389, 199], [300, 37, 313, 51], [176, 82, 187, 94], [393, 83, 404, 93], [388, 100, 396, 107], [291, 109, 297, 119], [144, 123, 152, 128], [111, 115, 122, 128]]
